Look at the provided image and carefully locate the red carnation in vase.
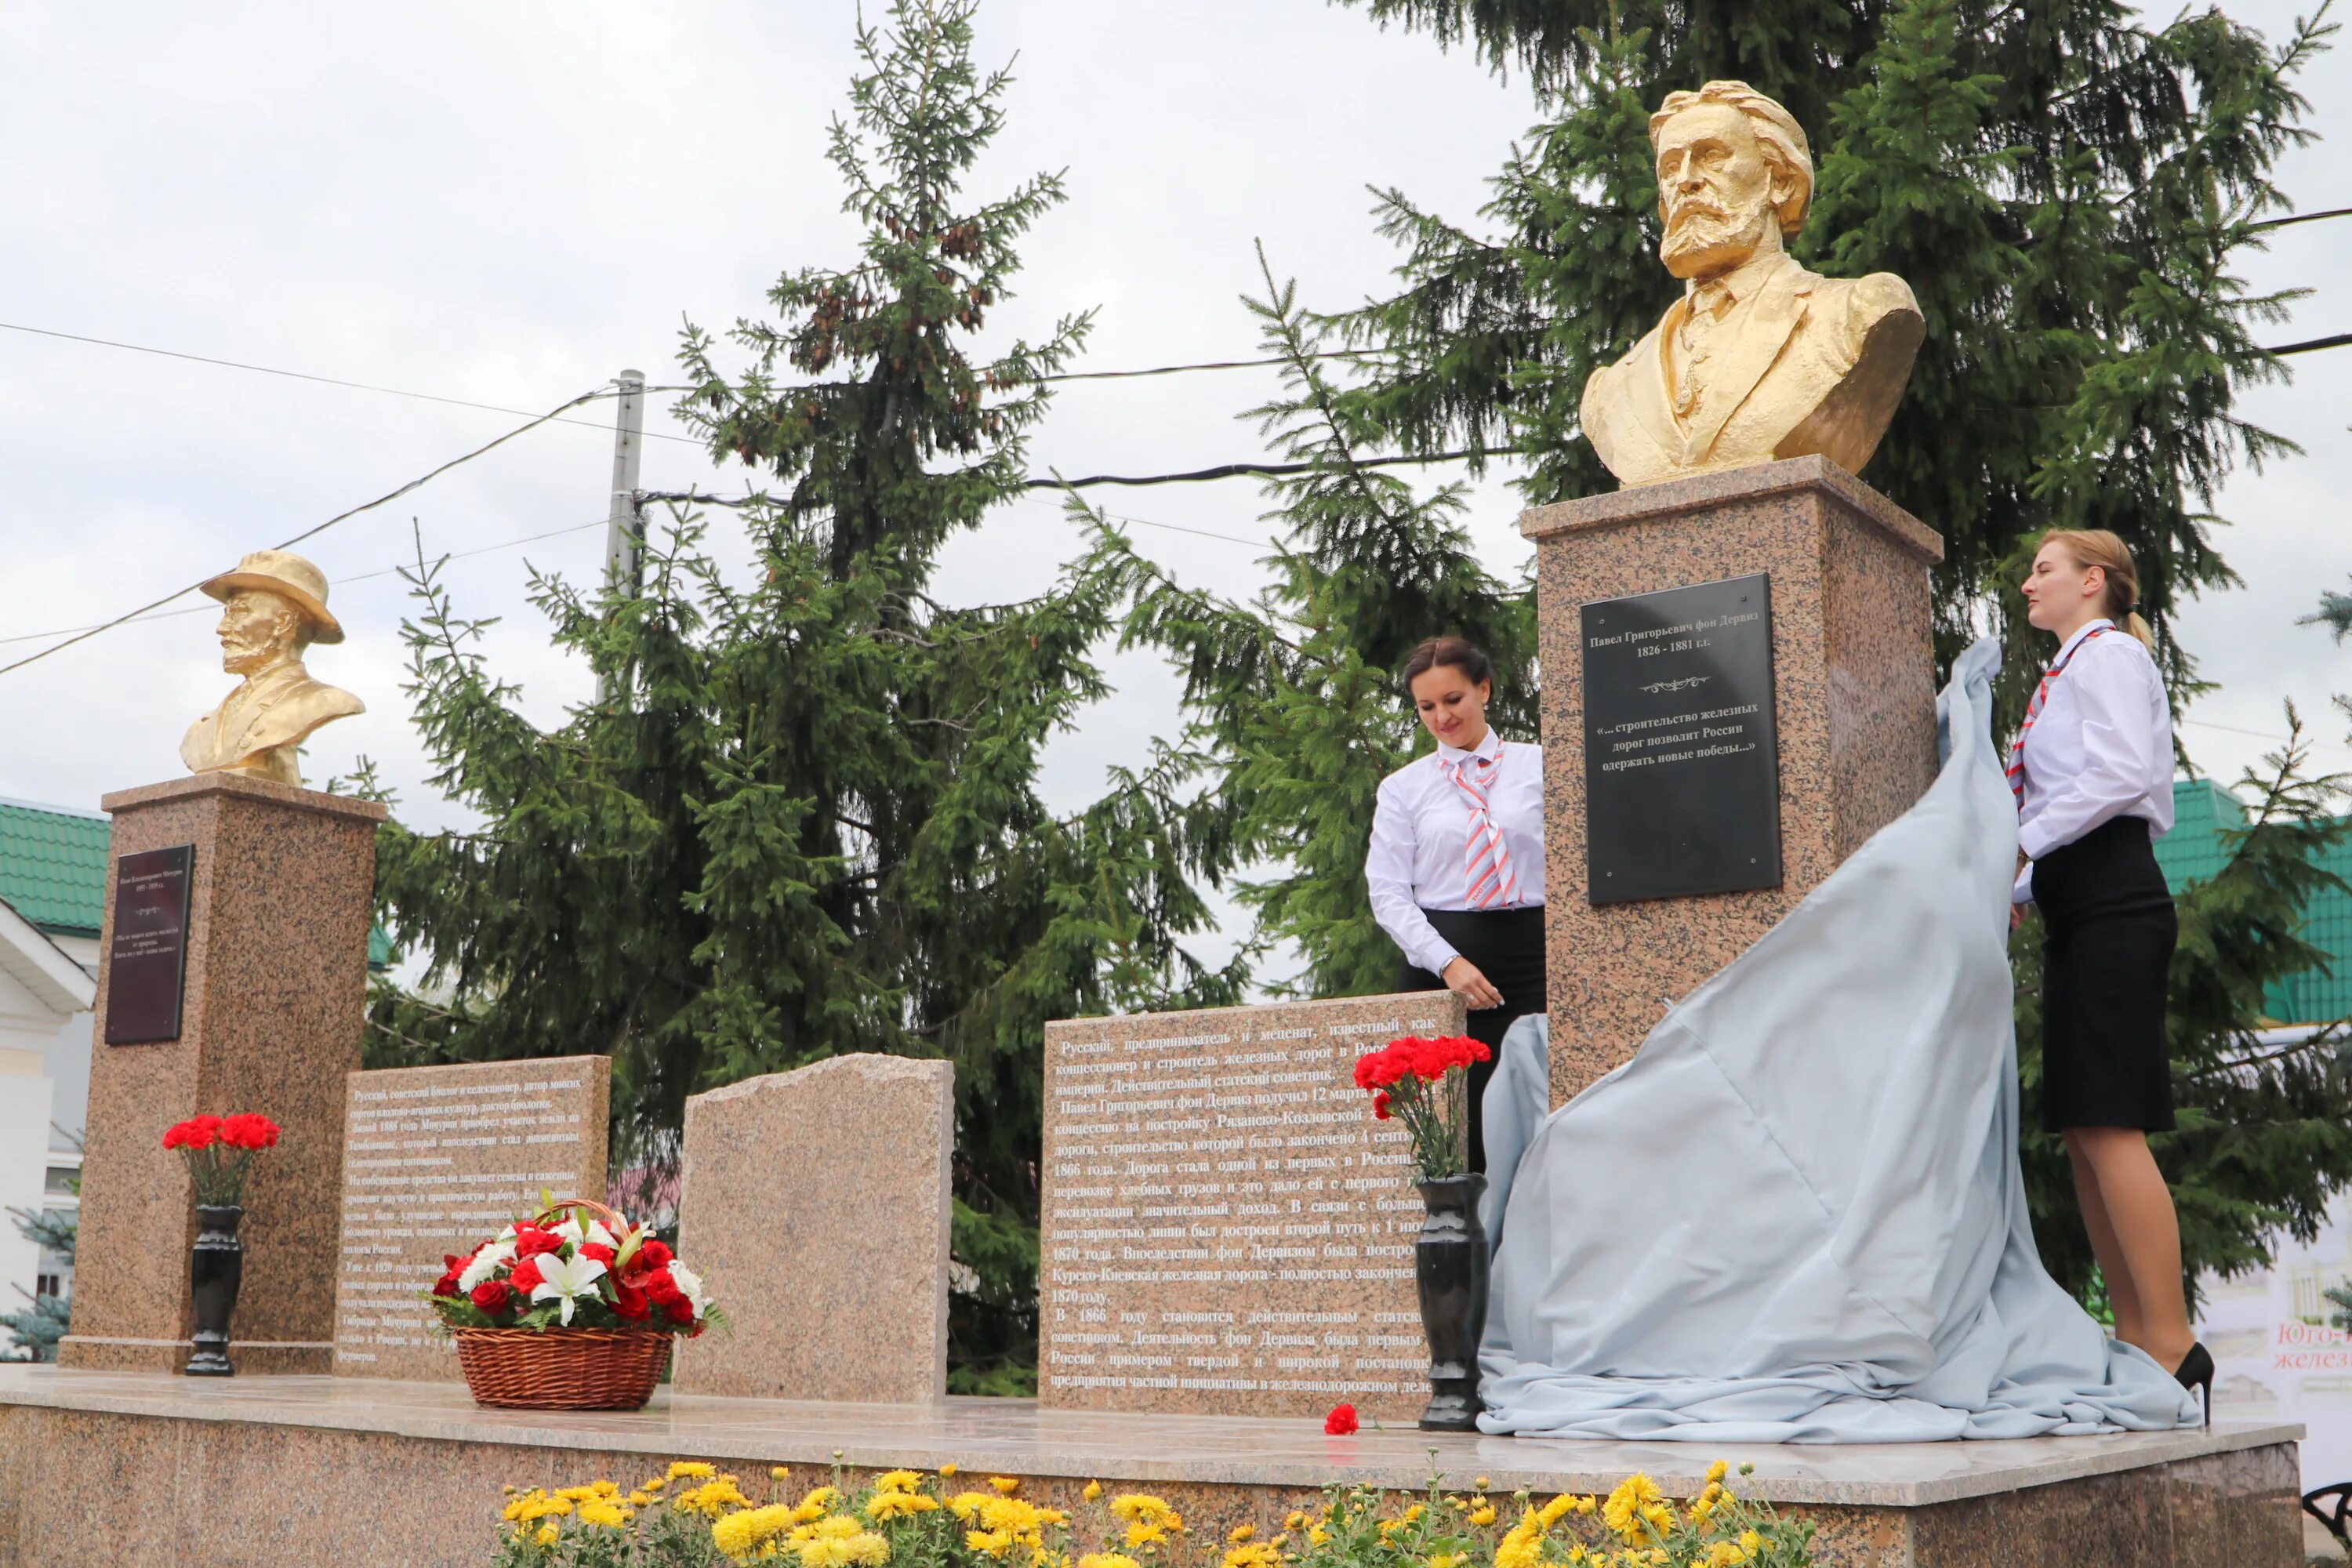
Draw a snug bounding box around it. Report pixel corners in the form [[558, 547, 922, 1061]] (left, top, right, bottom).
[[162, 1115, 223, 1151], [1324, 1403, 1359, 1436], [470, 1279, 512, 1315], [507, 1257, 545, 1293], [1372, 1091, 1392, 1120], [219, 1112, 281, 1150]]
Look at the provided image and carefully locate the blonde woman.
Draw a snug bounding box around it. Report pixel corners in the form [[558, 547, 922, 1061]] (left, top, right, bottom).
[[2013, 528, 2209, 1420]]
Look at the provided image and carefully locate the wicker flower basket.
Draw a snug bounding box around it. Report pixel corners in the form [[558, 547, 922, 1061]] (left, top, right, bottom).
[[447, 1197, 680, 1411], [452, 1324, 675, 1410]]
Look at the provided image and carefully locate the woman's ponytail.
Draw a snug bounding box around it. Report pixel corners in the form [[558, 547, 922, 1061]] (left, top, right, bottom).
[[2040, 529, 2155, 652]]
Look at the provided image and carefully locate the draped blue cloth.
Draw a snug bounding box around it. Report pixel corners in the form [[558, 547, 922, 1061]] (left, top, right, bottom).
[[1474, 637, 2197, 1441]]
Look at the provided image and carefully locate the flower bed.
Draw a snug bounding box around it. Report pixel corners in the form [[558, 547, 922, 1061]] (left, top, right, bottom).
[[484, 1460, 1817, 1567]]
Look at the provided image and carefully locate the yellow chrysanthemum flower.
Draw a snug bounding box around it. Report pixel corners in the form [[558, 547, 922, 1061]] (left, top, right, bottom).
[[1283, 1512, 1305, 1531], [1600, 1475, 1664, 1545], [941, 1464, 960, 1479], [1126, 1523, 1171, 1550], [1474, 1479, 1490, 1491], [802, 1487, 841, 1514], [1110, 1495, 1179, 1527], [1229, 1525, 1255, 1544], [628, 1491, 653, 1508], [1427, 1555, 1466, 1568], [1224, 1544, 1279, 1568], [535, 1523, 560, 1548], [949, 1493, 991, 1524], [967, 1529, 1016, 1558], [672, 1461, 719, 1481], [1077, 1555, 1141, 1568], [866, 1493, 942, 1523], [579, 1499, 633, 1530], [556, 1485, 601, 1502], [1469, 1506, 1497, 1528], [1084, 1482, 1104, 1503], [991, 1477, 1022, 1496], [1739, 1530, 1762, 1555], [877, 1471, 924, 1495], [1307, 1527, 1331, 1548], [676, 1479, 756, 1517], [713, 1503, 798, 1560], [1703, 1544, 1749, 1568], [799, 1528, 891, 1568], [1704, 1461, 1728, 1486]]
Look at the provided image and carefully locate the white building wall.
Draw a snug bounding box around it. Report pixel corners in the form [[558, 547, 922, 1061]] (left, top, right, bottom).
[[2199, 1194, 2352, 1491], [0, 1044, 56, 1329]]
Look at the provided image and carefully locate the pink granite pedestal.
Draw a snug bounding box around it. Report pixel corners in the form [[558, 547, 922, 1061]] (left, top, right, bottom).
[[1521, 456, 1944, 1106], [57, 772, 386, 1375]]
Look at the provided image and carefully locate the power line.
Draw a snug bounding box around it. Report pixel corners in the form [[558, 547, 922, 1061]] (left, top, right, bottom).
[[0, 390, 608, 679], [0, 518, 613, 648], [2274, 332, 2352, 358], [2250, 206, 2352, 232]]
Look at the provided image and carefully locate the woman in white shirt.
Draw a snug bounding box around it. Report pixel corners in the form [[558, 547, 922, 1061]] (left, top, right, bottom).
[[2013, 528, 2209, 1417], [1365, 636, 1545, 1173]]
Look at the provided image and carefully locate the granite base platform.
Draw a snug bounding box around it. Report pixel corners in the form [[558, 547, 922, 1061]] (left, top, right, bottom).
[[0, 1367, 2303, 1567]]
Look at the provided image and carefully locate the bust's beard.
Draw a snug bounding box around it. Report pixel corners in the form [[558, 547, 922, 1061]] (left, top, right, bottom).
[[1661, 201, 1774, 279], [222, 639, 296, 678]]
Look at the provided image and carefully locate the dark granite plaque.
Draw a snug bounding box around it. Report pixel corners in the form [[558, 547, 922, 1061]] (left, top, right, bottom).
[[104, 844, 194, 1044], [1582, 573, 1780, 904]]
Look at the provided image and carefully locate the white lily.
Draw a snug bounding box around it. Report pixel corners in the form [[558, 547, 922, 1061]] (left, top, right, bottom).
[[552, 1214, 618, 1250], [529, 1251, 608, 1326], [457, 1240, 515, 1291], [666, 1261, 710, 1319]]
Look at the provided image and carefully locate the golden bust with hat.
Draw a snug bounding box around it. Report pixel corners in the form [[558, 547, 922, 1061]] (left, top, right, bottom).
[[179, 549, 364, 789]]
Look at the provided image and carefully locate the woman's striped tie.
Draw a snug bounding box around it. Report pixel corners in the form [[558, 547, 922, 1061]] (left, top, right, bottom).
[[1443, 750, 1518, 909], [2007, 626, 2109, 804]]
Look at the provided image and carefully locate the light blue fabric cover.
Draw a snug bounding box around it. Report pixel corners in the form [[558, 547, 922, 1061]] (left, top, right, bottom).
[[1474, 637, 2197, 1441]]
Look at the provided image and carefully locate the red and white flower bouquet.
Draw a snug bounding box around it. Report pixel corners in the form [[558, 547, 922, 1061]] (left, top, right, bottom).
[[424, 1197, 723, 1410]]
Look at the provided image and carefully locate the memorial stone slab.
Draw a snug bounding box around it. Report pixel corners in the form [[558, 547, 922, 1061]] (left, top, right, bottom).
[[673, 1054, 955, 1403], [1038, 992, 1466, 1421], [332, 1056, 610, 1381]]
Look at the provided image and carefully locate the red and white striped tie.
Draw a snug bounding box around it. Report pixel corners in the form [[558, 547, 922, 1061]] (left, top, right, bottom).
[[1443, 751, 1518, 909], [2007, 626, 2110, 805]]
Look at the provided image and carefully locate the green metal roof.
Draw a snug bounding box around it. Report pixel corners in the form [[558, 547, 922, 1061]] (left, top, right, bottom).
[[2155, 778, 2350, 1027], [0, 797, 111, 937]]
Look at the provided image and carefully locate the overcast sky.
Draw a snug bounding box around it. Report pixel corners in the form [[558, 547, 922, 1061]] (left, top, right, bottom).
[[1, 2, 2344, 972]]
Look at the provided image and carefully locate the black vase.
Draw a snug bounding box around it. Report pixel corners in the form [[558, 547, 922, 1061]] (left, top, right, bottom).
[[185, 1204, 244, 1377], [1414, 1173, 1490, 1431]]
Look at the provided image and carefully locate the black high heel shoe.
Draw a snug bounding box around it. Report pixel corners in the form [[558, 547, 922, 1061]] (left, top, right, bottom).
[[2173, 1342, 2215, 1428]]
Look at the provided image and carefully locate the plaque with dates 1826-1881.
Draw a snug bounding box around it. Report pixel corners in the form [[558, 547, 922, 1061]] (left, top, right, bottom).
[[103, 844, 196, 1045], [1581, 573, 1781, 905]]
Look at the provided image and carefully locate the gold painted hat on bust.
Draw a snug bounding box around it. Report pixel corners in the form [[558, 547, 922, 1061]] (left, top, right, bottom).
[[198, 548, 343, 644]]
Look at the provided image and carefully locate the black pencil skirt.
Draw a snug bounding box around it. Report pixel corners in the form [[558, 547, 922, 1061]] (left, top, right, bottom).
[[2033, 815, 2178, 1134], [1396, 905, 1548, 1174]]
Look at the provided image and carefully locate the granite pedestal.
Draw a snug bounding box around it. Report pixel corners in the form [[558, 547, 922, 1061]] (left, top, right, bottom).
[[0, 1367, 2306, 1567], [1521, 456, 1944, 1105], [673, 1054, 954, 1403], [57, 772, 386, 1375]]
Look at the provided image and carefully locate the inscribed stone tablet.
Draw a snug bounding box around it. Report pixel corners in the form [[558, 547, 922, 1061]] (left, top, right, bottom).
[[1582, 572, 1781, 903], [103, 844, 194, 1045], [1038, 992, 1467, 1421], [332, 1056, 609, 1380]]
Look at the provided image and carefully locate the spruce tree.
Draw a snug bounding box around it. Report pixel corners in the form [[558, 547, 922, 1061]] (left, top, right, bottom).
[[0, 1207, 71, 1363], [355, 0, 1237, 1391]]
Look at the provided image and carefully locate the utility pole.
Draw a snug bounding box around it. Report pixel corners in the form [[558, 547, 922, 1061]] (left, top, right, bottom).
[[604, 368, 647, 596], [597, 368, 647, 706]]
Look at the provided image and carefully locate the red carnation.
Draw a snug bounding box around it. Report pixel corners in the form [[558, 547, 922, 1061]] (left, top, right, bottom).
[[433, 1267, 463, 1298], [219, 1112, 281, 1151], [626, 1239, 673, 1276], [470, 1279, 512, 1314], [579, 1242, 616, 1267], [513, 1228, 564, 1260], [610, 1281, 650, 1322], [664, 1294, 695, 1325], [644, 1272, 684, 1307], [507, 1257, 544, 1293], [163, 1115, 223, 1151], [1372, 1091, 1392, 1120], [1324, 1403, 1359, 1436]]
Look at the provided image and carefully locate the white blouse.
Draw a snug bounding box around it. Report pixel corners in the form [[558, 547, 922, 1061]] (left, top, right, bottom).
[[1365, 729, 1547, 975], [2012, 619, 2174, 903]]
